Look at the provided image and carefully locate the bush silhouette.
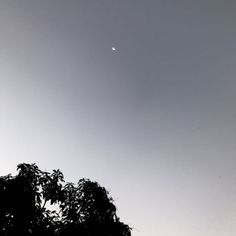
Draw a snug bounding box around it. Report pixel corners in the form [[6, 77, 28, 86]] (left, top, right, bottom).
[[0, 163, 131, 236]]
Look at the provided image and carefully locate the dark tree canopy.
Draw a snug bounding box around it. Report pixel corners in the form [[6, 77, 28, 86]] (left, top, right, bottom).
[[0, 163, 131, 236]]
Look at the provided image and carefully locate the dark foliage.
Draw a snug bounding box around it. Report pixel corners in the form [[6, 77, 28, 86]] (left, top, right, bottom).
[[0, 163, 131, 236]]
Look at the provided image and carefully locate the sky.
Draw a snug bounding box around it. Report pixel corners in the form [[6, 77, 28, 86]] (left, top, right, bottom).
[[0, 0, 236, 235]]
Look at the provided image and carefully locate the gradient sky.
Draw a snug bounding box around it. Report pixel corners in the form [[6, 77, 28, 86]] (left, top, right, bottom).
[[1, 1, 236, 235]]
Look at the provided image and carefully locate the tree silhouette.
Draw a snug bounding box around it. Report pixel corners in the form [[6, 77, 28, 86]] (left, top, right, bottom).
[[0, 163, 131, 236]]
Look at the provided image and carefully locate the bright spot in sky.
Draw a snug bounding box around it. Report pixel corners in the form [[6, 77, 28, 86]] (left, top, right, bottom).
[[112, 47, 116, 51]]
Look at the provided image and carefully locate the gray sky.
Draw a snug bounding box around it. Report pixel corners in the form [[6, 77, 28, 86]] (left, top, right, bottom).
[[1, 1, 236, 235]]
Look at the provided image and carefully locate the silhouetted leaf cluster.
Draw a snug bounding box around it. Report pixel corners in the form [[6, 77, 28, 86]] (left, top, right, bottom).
[[0, 163, 131, 236]]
